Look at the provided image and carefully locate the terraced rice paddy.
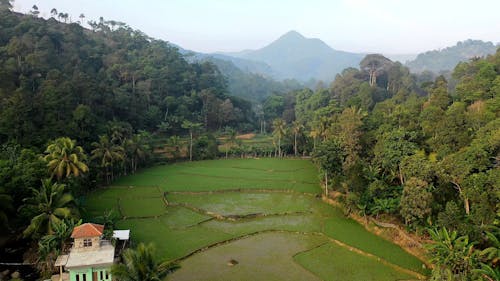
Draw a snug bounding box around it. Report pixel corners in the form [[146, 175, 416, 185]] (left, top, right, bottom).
[[84, 158, 428, 280]]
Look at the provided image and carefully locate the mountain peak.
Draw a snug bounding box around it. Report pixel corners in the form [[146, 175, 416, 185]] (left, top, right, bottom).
[[279, 30, 305, 41]]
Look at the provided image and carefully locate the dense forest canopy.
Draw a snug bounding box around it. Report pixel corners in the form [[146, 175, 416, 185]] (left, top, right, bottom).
[[406, 39, 498, 74], [0, 9, 257, 148], [0, 3, 499, 281]]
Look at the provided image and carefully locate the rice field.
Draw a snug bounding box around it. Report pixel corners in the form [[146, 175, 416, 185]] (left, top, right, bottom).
[[84, 158, 428, 280]]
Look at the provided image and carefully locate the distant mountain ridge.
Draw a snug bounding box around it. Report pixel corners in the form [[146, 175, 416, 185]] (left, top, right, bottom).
[[220, 30, 364, 82], [406, 39, 498, 73]]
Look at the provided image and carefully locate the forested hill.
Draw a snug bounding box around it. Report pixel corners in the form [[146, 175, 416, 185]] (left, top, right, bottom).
[[0, 10, 259, 147], [406, 39, 498, 73]]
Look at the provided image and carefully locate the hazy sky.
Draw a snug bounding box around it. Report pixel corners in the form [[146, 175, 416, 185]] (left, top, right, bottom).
[[13, 0, 500, 54]]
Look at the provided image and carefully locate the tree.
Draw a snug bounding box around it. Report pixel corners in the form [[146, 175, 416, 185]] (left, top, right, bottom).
[[168, 136, 182, 159], [399, 177, 433, 226], [111, 243, 179, 281], [0, 0, 13, 11], [336, 106, 365, 172], [30, 5, 39, 17], [426, 228, 478, 280], [43, 137, 89, 181], [291, 121, 303, 156], [22, 179, 77, 238], [79, 13, 85, 25], [181, 120, 202, 161], [272, 118, 286, 158], [312, 139, 345, 196], [125, 132, 150, 173], [50, 8, 58, 18], [0, 187, 13, 230], [91, 135, 125, 184], [360, 54, 393, 87], [224, 128, 238, 158], [373, 128, 418, 185]]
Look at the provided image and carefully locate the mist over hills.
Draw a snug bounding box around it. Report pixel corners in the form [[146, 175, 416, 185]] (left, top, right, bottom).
[[406, 39, 498, 73], [182, 31, 498, 87], [223, 30, 364, 82]]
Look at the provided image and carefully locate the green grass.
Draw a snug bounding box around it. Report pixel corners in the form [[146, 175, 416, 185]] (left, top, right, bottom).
[[323, 217, 426, 274], [120, 197, 166, 218], [167, 192, 314, 216], [159, 206, 212, 228], [202, 215, 324, 236], [85, 158, 427, 280], [167, 232, 326, 281], [112, 159, 320, 193], [116, 217, 232, 261], [294, 242, 416, 281]]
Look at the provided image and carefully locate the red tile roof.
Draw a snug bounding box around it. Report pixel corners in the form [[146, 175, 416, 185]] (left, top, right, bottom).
[[71, 223, 104, 238]]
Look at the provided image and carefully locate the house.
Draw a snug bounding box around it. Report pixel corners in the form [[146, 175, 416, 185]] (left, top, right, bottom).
[[54, 223, 115, 281]]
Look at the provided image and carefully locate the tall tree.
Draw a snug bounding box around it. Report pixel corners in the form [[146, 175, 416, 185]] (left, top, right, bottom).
[[181, 121, 202, 161], [43, 137, 89, 181], [22, 179, 76, 238], [312, 139, 345, 196], [272, 118, 286, 158], [291, 121, 303, 156], [50, 8, 58, 18], [91, 135, 125, 184]]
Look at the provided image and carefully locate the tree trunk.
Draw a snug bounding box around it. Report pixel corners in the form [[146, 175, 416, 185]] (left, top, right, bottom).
[[294, 132, 297, 156], [189, 131, 193, 161], [453, 182, 470, 215], [324, 171, 328, 197], [278, 136, 281, 158], [398, 164, 404, 185]]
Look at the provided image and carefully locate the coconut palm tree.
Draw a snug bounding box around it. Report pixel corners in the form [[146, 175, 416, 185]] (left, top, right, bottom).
[[91, 135, 125, 184], [168, 136, 181, 159], [43, 137, 89, 181], [79, 13, 85, 25], [111, 243, 179, 281], [225, 128, 238, 158], [181, 120, 202, 161], [291, 121, 304, 156], [272, 118, 286, 158], [125, 133, 150, 174], [22, 179, 76, 238], [50, 8, 58, 18]]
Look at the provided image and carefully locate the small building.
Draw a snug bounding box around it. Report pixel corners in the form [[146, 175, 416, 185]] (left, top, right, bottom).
[[55, 223, 115, 281]]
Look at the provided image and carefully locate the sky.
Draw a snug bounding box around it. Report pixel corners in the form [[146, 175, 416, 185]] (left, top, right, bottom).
[[13, 0, 500, 54]]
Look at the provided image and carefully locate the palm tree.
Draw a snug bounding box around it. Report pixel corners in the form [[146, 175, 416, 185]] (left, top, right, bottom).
[[91, 135, 125, 184], [50, 8, 58, 18], [22, 179, 76, 238], [225, 128, 238, 158], [181, 121, 202, 161], [168, 136, 181, 159], [111, 243, 179, 281], [125, 133, 150, 173], [272, 119, 286, 158], [291, 121, 303, 156], [43, 137, 89, 181], [79, 13, 85, 25]]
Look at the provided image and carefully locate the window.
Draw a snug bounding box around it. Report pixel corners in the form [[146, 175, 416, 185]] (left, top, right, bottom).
[[105, 271, 109, 279], [82, 273, 86, 281], [100, 271, 103, 279], [83, 238, 92, 247], [76, 275, 80, 281]]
